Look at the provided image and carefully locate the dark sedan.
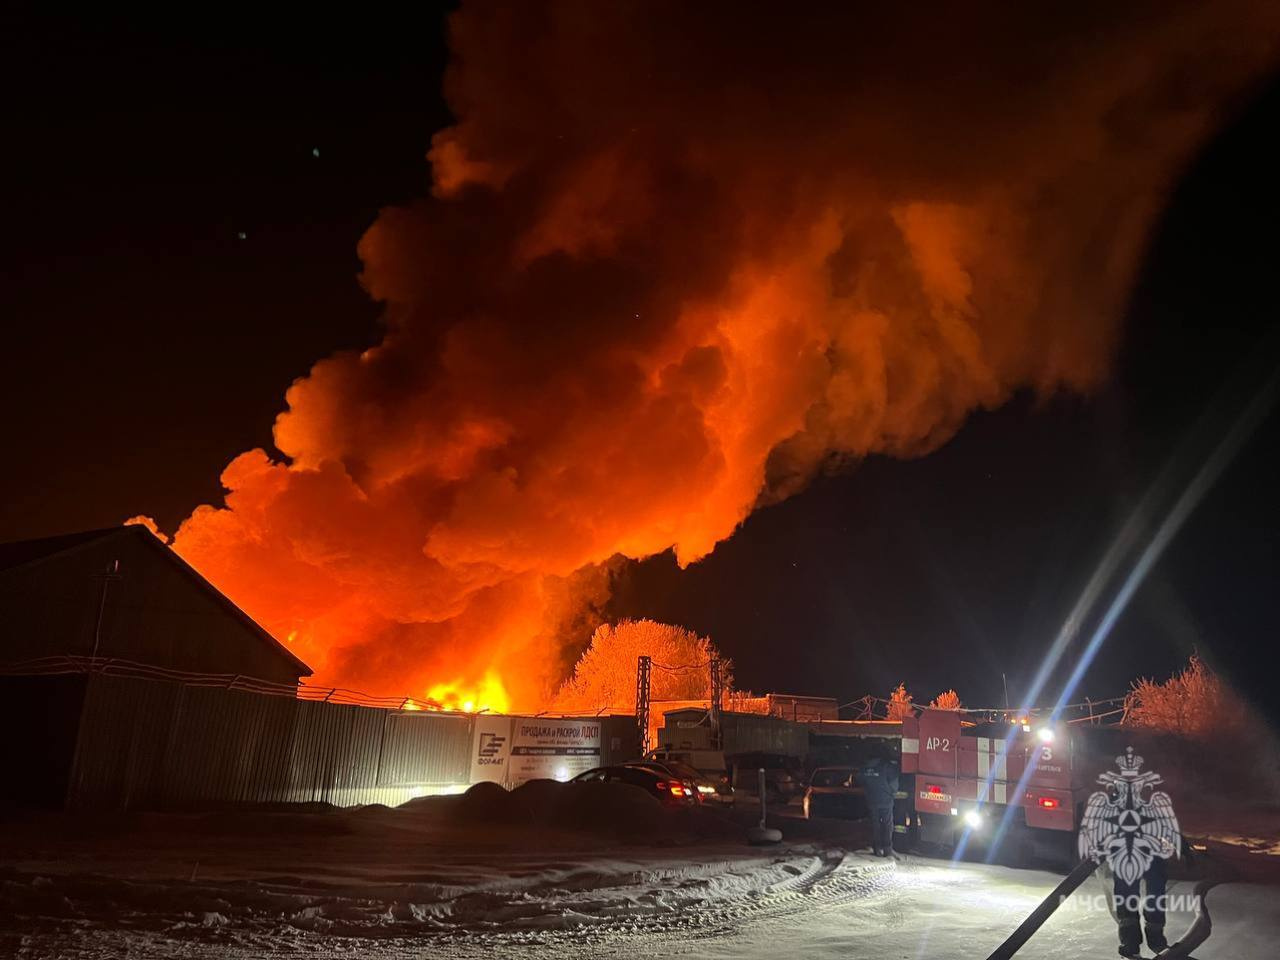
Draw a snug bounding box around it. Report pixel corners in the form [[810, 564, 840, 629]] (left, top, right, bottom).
[[634, 757, 730, 804], [570, 764, 698, 806]]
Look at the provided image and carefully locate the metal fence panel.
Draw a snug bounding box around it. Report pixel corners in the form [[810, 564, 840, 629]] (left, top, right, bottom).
[[61, 674, 643, 811], [70, 673, 181, 810], [161, 684, 298, 806], [378, 711, 473, 786], [66, 675, 479, 810], [598, 714, 641, 766]]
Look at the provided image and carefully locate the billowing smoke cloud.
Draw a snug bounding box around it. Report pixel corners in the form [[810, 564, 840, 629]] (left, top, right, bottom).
[[171, 1, 1280, 707]]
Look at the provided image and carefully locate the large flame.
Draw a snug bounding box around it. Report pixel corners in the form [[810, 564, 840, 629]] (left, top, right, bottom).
[[427, 671, 511, 714], [162, 2, 1280, 709]]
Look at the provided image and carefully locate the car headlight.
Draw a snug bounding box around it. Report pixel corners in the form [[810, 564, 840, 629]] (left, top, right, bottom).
[[963, 809, 984, 830]]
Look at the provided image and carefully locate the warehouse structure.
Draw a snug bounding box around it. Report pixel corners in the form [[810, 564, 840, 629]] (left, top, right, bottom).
[[0, 526, 638, 811], [0, 524, 310, 682]]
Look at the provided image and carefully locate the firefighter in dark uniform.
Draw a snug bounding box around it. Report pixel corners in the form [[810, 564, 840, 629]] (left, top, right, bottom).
[[1114, 855, 1169, 957], [856, 746, 899, 857]]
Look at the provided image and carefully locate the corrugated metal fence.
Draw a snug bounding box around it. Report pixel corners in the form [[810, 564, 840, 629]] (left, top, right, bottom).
[[67, 673, 475, 811]]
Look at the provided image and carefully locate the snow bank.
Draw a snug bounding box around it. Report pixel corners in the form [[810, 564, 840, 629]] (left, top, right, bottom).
[[3, 792, 1278, 958], [0, 798, 876, 953], [436, 778, 744, 843]]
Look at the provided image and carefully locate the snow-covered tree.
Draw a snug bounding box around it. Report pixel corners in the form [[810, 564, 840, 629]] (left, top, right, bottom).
[[556, 619, 732, 713], [930, 689, 962, 710], [887, 682, 914, 720], [1125, 653, 1239, 738]]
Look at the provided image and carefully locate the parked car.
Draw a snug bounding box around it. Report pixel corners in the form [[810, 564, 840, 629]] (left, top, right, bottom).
[[729, 752, 804, 803], [643, 750, 734, 804], [570, 765, 698, 806], [802, 766, 867, 821], [629, 759, 708, 803]]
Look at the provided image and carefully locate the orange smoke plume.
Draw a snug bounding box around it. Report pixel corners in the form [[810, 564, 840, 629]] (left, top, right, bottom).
[[170, 3, 1280, 709]]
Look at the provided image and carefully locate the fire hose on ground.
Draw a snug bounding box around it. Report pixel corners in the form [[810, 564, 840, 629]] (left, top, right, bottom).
[[984, 859, 1218, 960]]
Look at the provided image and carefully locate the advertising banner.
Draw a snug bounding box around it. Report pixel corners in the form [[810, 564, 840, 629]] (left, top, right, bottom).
[[469, 715, 513, 785], [508, 718, 601, 785]]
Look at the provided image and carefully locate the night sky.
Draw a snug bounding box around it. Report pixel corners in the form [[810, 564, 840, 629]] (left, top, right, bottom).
[[3, 9, 1278, 715]]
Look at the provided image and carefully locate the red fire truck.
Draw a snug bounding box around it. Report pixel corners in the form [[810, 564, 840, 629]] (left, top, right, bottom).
[[899, 708, 1087, 863]]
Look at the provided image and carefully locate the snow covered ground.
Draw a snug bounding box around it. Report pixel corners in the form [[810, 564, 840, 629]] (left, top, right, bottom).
[[2, 792, 1278, 959]]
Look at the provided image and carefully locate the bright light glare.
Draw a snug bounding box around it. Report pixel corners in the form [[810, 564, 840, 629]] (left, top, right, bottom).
[[1021, 723, 1031, 732], [408, 783, 468, 798], [963, 809, 984, 829], [554, 766, 569, 781], [984, 373, 1277, 866], [1037, 727, 1055, 743]]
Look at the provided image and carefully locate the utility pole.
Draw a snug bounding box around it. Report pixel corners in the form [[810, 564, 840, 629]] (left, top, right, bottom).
[[635, 655, 652, 756], [709, 657, 723, 749], [90, 559, 122, 661]]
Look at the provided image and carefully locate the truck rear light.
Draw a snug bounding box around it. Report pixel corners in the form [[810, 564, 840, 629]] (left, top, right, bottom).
[[926, 783, 945, 795], [1037, 796, 1059, 809]]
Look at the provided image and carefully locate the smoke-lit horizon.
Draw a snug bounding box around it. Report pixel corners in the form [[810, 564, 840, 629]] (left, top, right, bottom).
[[153, 1, 1279, 709]]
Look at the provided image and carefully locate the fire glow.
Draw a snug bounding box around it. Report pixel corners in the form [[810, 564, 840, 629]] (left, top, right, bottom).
[[427, 672, 510, 714], [135, 3, 1277, 710]]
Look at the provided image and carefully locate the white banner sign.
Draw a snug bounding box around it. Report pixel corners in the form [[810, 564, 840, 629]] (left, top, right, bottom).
[[509, 719, 601, 785]]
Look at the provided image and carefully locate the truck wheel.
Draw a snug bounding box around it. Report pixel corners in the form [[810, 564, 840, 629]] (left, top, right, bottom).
[[997, 824, 1033, 868], [916, 812, 957, 859], [1026, 827, 1077, 873]]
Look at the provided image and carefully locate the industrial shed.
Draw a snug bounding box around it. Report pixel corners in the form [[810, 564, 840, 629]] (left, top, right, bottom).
[[0, 524, 312, 810], [0, 526, 642, 812], [0, 525, 310, 682]]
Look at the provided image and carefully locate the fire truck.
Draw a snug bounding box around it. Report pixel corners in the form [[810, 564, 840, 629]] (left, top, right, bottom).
[[898, 708, 1087, 863]]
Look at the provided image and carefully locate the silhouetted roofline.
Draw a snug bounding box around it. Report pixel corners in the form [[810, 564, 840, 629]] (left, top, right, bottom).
[[0, 525, 312, 677], [0, 527, 123, 573]]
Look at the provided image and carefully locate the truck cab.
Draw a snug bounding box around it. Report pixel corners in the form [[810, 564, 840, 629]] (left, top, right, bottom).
[[900, 708, 1084, 864]]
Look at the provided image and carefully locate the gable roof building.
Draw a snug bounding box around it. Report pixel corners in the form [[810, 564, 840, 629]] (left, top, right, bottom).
[[0, 525, 310, 684]]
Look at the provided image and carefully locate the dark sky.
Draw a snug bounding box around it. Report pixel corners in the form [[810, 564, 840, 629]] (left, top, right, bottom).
[[3, 8, 1277, 715]]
